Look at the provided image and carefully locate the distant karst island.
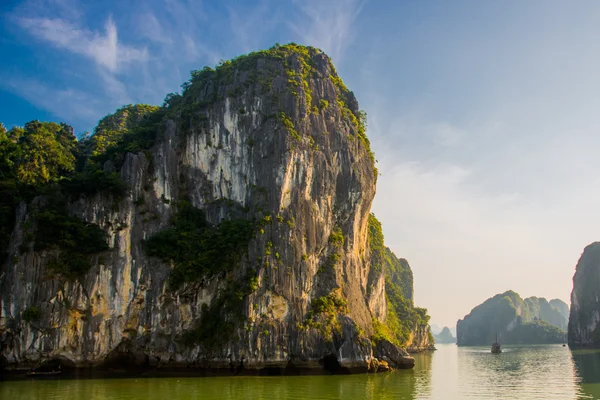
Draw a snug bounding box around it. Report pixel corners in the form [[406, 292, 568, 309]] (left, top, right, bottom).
[[433, 327, 456, 344], [457, 291, 568, 345]]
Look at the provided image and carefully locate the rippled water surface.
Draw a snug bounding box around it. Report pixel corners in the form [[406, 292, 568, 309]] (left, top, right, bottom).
[[3, 344, 600, 399]]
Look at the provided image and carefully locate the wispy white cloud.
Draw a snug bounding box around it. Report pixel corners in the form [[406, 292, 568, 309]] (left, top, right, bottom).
[[137, 12, 172, 45], [17, 15, 147, 72], [290, 0, 363, 62], [1, 77, 103, 126], [97, 68, 131, 105], [184, 37, 222, 64]]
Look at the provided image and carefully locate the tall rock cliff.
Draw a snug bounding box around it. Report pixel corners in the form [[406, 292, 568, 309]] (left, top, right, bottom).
[[367, 215, 434, 352], [457, 290, 567, 345], [0, 44, 429, 373], [569, 242, 600, 348]]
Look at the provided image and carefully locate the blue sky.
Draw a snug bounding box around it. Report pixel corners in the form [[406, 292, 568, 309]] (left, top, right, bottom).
[[2, 0, 600, 327]]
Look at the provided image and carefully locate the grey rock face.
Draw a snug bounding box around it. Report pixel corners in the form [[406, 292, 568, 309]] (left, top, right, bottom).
[[406, 326, 436, 352], [0, 46, 417, 373], [569, 242, 600, 348], [373, 339, 414, 369]]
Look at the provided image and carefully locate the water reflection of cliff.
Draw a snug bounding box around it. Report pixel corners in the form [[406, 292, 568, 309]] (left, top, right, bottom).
[[353, 352, 432, 400], [412, 351, 433, 398], [0, 359, 433, 400], [571, 349, 600, 399], [220, 364, 429, 400]]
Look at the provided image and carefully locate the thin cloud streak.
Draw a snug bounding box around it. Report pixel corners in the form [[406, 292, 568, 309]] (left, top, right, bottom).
[[17, 16, 148, 72], [290, 0, 363, 62], [1, 78, 103, 126], [137, 12, 173, 45], [227, 1, 280, 55]]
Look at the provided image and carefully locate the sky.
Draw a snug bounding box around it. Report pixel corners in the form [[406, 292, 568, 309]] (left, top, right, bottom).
[[1, 0, 599, 328]]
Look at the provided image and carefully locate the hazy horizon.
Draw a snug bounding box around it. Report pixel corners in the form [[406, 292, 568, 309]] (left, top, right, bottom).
[[1, 0, 598, 328]]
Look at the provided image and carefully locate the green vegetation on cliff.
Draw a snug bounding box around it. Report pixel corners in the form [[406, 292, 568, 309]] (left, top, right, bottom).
[[367, 214, 412, 300], [367, 213, 431, 347], [302, 291, 349, 339], [2, 43, 373, 262], [457, 290, 568, 345], [504, 320, 567, 344], [60, 44, 374, 186], [550, 299, 569, 321], [0, 121, 111, 267], [171, 43, 375, 171], [31, 195, 108, 278], [524, 297, 568, 331], [182, 273, 259, 349], [21, 306, 41, 323], [89, 104, 160, 158], [90, 105, 167, 169], [144, 200, 255, 290]]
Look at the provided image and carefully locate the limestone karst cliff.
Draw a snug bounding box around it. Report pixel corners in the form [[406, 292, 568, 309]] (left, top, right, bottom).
[[0, 44, 431, 374], [569, 242, 600, 348], [457, 291, 567, 345]]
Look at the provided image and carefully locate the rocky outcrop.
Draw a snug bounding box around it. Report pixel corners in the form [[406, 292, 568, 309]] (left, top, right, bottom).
[[373, 339, 414, 369], [0, 44, 424, 373], [457, 290, 568, 345], [569, 242, 600, 348], [405, 325, 435, 352]]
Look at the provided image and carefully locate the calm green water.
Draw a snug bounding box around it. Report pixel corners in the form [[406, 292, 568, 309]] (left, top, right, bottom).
[[3, 344, 600, 399]]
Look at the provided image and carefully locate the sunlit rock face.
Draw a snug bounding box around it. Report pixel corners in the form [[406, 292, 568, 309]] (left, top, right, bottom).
[[0, 45, 420, 373], [569, 242, 600, 348]]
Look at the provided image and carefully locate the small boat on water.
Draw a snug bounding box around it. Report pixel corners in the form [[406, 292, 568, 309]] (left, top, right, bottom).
[[491, 333, 502, 354], [491, 342, 502, 353]]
